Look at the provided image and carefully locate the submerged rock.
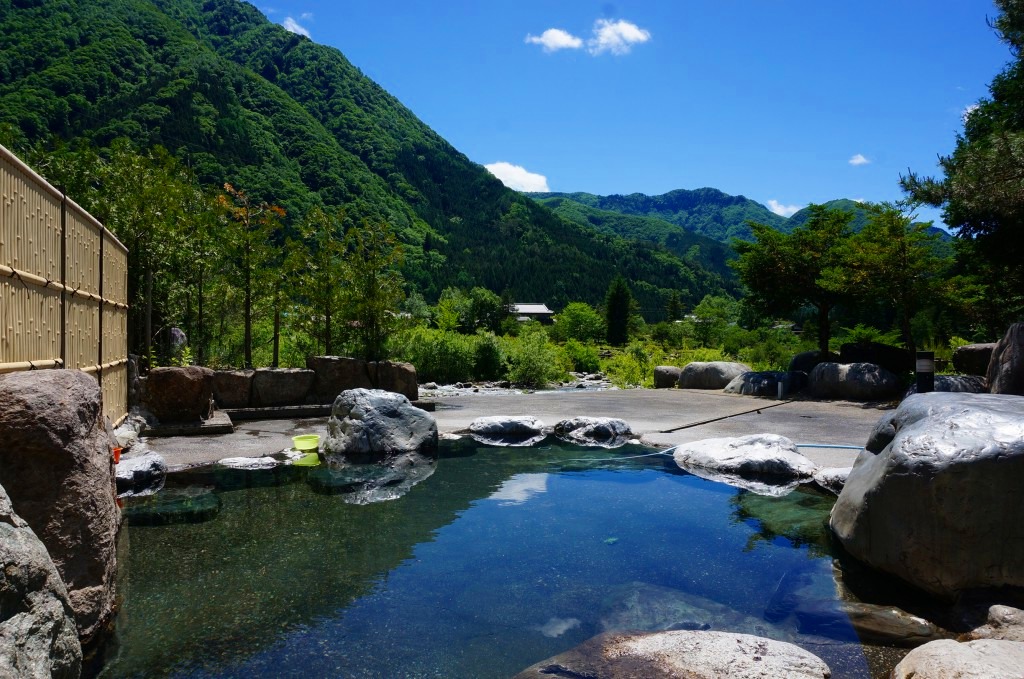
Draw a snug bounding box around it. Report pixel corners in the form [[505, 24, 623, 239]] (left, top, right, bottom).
[[216, 456, 280, 470], [677, 361, 752, 390], [794, 601, 950, 647], [553, 417, 633, 448], [892, 639, 1024, 679], [673, 434, 817, 496], [600, 581, 778, 639], [511, 630, 831, 679], [325, 388, 438, 462], [0, 484, 82, 679], [306, 451, 436, 504], [469, 416, 547, 447], [122, 487, 222, 526], [831, 392, 1024, 598]]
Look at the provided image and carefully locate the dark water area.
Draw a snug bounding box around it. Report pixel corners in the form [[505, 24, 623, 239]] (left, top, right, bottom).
[[99, 440, 905, 678]]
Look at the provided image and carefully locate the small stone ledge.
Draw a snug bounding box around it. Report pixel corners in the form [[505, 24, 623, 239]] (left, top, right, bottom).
[[144, 411, 234, 437]]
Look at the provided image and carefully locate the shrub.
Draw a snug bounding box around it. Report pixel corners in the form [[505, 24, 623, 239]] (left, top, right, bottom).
[[394, 328, 475, 384], [473, 331, 504, 381], [563, 339, 601, 373], [505, 328, 565, 387], [603, 340, 664, 388], [550, 302, 605, 342]]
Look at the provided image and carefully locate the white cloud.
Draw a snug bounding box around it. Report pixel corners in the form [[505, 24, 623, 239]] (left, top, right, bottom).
[[962, 103, 979, 123], [849, 153, 870, 166], [281, 17, 310, 38], [525, 28, 583, 52], [485, 162, 551, 192], [489, 473, 549, 504], [300, 11, 314, 20], [587, 19, 651, 55], [767, 199, 802, 218], [852, 197, 866, 203]]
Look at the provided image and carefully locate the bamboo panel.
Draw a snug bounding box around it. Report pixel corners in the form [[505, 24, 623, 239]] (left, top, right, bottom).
[[100, 363, 128, 426], [66, 296, 100, 371], [102, 306, 128, 365], [0, 274, 61, 364], [1, 143, 129, 424], [103, 238, 129, 306], [65, 205, 101, 297], [0, 151, 62, 282]]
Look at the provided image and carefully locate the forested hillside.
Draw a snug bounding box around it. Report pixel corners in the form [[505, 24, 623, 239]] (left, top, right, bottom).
[[530, 188, 791, 243], [0, 0, 727, 312], [533, 195, 738, 284]]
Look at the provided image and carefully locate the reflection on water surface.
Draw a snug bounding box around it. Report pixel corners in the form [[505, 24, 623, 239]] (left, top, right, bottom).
[[100, 439, 904, 678]]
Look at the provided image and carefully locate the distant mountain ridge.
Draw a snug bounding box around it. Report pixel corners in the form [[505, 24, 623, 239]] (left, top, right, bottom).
[[530, 188, 791, 243]]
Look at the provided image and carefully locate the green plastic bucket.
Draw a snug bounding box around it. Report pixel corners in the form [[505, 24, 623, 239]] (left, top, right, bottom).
[[292, 434, 320, 451], [292, 452, 321, 467]]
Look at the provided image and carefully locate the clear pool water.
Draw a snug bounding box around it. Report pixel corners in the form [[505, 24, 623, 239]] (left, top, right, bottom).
[[99, 439, 905, 678]]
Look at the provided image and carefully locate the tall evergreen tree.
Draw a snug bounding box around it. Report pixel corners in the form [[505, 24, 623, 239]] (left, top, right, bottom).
[[605, 276, 633, 346]]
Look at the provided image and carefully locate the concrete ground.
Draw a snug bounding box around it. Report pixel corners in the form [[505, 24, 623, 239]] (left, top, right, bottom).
[[142, 389, 890, 470]]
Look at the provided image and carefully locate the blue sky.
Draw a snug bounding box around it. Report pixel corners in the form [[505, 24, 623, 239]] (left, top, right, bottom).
[[263, 1, 1011, 227]]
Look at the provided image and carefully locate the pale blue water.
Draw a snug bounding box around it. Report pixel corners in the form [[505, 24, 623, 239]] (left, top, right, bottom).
[[99, 440, 897, 678]]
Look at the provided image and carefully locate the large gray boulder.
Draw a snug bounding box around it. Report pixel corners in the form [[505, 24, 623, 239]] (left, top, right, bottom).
[[673, 434, 817, 496], [0, 370, 120, 644], [723, 370, 789, 397], [324, 388, 437, 463], [987, 323, 1024, 395], [211, 369, 253, 408], [808, 361, 901, 401], [954, 343, 996, 376], [469, 416, 547, 447], [830, 392, 1024, 597], [904, 374, 987, 397], [511, 630, 831, 679], [251, 368, 315, 407], [964, 605, 1024, 643], [891, 639, 1024, 679], [144, 366, 214, 422], [653, 365, 681, 389], [677, 361, 751, 390], [0, 484, 82, 679], [553, 417, 633, 448]]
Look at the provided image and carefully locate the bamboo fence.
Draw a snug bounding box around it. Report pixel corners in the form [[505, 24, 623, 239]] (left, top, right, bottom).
[[1, 143, 129, 425]]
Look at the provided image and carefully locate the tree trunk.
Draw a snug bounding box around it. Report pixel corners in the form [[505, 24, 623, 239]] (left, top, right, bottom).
[[244, 254, 252, 369], [272, 286, 280, 368], [900, 306, 916, 357], [145, 265, 153, 367], [325, 306, 332, 356], [197, 266, 205, 365]]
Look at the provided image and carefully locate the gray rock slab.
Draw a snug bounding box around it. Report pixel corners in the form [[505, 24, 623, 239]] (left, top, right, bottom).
[[115, 450, 168, 498], [809, 362, 901, 401], [653, 365, 681, 388], [673, 434, 817, 496], [892, 639, 1024, 679], [511, 630, 831, 679], [468, 415, 547, 447], [553, 416, 633, 448]]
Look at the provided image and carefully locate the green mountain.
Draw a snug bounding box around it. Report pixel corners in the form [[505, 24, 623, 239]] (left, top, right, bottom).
[[533, 195, 738, 283], [530, 188, 791, 243], [789, 199, 953, 255], [0, 0, 728, 312]]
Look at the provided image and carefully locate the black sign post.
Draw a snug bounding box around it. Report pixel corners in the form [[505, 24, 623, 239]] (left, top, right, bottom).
[[916, 351, 935, 393]]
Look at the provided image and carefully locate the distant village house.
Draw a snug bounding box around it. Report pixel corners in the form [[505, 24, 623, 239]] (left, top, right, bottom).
[[513, 303, 554, 324]]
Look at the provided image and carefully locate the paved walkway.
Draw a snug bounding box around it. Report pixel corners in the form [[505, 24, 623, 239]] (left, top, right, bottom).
[[142, 389, 890, 470]]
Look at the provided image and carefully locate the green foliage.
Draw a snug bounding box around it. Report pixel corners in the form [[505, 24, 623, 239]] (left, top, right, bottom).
[[563, 339, 601, 373], [603, 341, 663, 388], [900, 0, 1024, 325], [948, 335, 972, 352], [473, 332, 504, 381], [689, 294, 740, 347], [504, 327, 565, 388], [551, 302, 605, 343], [395, 328, 476, 384], [605, 276, 633, 346], [839, 324, 904, 347], [340, 220, 406, 362], [732, 205, 855, 356]]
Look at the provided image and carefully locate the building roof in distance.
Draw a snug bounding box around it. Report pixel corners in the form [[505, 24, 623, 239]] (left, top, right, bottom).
[[513, 303, 553, 315]]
